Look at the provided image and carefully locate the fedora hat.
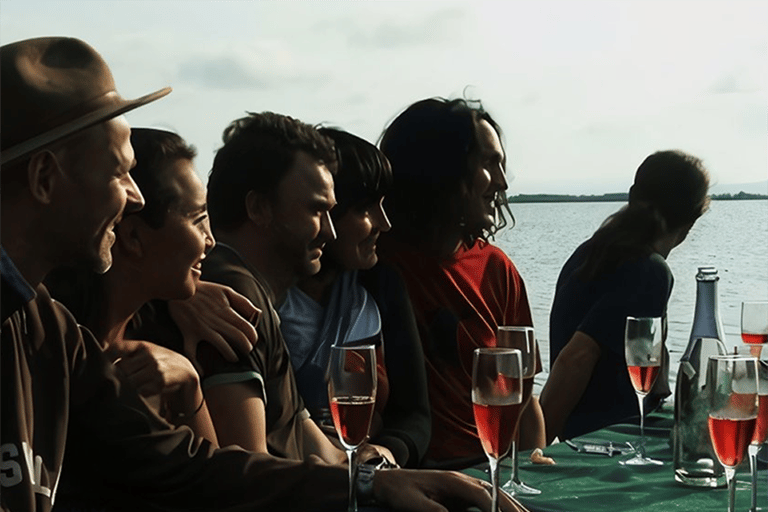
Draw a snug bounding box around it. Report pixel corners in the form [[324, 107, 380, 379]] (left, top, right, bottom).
[[1, 36, 171, 166]]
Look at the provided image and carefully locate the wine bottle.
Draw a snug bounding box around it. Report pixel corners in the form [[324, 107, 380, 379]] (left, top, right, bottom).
[[673, 266, 728, 487]]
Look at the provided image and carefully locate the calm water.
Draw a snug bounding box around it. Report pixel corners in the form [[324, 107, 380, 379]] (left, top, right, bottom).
[[494, 200, 768, 395]]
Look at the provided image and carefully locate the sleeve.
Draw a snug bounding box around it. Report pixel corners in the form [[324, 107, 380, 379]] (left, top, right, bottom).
[[362, 264, 432, 468], [498, 250, 541, 373], [194, 267, 274, 398], [578, 254, 673, 358]]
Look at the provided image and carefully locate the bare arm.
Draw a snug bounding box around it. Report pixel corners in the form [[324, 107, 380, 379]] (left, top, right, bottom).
[[539, 330, 601, 444], [203, 381, 269, 453], [300, 417, 347, 465], [517, 395, 545, 450], [167, 281, 261, 371]]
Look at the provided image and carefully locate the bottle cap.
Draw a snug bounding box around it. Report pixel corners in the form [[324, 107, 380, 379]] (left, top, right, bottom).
[[696, 266, 719, 281]]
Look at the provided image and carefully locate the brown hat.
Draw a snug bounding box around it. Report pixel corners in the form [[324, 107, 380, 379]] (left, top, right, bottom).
[[1, 36, 171, 166]]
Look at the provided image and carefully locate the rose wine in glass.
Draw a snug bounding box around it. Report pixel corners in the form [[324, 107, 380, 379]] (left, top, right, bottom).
[[707, 354, 759, 512], [496, 326, 541, 496], [328, 345, 377, 512], [622, 316, 664, 465], [742, 301, 768, 345], [735, 344, 768, 512], [472, 348, 523, 512]]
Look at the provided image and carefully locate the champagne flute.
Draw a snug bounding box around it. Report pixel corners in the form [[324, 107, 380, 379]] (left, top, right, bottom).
[[328, 345, 377, 512], [621, 316, 664, 465], [497, 326, 541, 496], [735, 345, 768, 512], [707, 354, 759, 512], [472, 348, 523, 512], [742, 301, 768, 345]]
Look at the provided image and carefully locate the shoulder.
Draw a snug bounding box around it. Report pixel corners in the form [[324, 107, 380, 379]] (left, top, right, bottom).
[[631, 252, 672, 285], [465, 239, 520, 275], [202, 245, 271, 309]]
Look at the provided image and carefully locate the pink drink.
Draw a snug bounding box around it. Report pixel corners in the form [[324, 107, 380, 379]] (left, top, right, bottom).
[[330, 396, 375, 448], [708, 415, 757, 467], [473, 402, 521, 459], [627, 365, 661, 394], [752, 395, 768, 445], [742, 333, 768, 344]]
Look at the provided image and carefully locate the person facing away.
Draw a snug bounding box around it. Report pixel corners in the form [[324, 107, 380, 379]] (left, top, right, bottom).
[[0, 35, 528, 512], [278, 126, 431, 468], [45, 128, 219, 446], [377, 97, 548, 467], [540, 150, 710, 442]]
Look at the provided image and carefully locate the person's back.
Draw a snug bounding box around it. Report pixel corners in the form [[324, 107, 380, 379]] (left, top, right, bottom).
[[548, 239, 672, 439], [541, 150, 710, 443]]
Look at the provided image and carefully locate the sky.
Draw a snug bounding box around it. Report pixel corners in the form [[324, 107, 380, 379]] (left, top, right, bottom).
[[1, 0, 766, 195]]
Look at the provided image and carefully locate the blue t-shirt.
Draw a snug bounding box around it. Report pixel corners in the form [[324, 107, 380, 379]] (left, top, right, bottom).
[[549, 241, 673, 439]]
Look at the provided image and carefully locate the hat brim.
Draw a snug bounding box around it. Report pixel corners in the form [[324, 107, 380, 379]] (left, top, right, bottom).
[[1, 86, 172, 166]]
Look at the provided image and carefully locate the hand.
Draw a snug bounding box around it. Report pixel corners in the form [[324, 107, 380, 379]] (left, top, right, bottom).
[[530, 448, 555, 465], [374, 469, 529, 512], [109, 340, 199, 408], [167, 281, 261, 372]]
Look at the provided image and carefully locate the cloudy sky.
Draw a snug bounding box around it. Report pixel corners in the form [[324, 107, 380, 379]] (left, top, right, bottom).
[[2, 0, 766, 194]]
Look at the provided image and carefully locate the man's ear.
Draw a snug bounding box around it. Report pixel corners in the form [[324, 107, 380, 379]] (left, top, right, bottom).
[[114, 217, 144, 258], [245, 190, 272, 226], [26, 150, 63, 205]]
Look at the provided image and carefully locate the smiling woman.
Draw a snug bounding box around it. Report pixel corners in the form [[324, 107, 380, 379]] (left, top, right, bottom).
[[278, 126, 432, 468]]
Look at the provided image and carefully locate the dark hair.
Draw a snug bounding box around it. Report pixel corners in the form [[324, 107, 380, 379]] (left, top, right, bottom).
[[318, 127, 392, 219], [207, 111, 336, 232], [129, 128, 197, 229], [379, 97, 512, 246], [578, 150, 710, 281]]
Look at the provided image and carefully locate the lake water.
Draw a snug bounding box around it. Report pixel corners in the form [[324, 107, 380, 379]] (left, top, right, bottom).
[[493, 200, 768, 396]]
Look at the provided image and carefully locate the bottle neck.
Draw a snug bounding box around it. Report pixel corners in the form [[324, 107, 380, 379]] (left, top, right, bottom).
[[690, 278, 725, 341]]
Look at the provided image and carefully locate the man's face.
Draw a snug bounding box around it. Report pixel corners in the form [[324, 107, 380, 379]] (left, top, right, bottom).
[[463, 119, 507, 236], [53, 116, 144, 273], [268, 150, 336, 279]]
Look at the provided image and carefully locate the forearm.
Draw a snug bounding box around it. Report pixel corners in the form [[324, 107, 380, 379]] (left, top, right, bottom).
[[169, 383, 219, 447], [540, 331, 601, 443], [301, 418, 347, 465], [517, 395, 546, 450]]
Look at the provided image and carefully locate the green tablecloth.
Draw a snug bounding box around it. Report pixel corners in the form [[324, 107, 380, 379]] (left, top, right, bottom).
[[463, 405, 767, 511]]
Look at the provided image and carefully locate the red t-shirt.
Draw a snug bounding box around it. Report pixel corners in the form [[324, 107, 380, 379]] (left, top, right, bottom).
[[383, 239, 534, 461]]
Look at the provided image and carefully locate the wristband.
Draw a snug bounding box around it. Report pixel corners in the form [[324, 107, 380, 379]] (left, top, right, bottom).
[[174, 396, 205, 420]]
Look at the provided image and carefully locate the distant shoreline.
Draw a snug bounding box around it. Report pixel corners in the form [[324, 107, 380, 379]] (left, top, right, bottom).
[[508, 192, 768, 203]]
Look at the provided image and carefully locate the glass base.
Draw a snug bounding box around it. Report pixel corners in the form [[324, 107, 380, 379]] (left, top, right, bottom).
[[620, 453, 663, 466], [674, 467, 726, 488], [502, 478, 541, 495]]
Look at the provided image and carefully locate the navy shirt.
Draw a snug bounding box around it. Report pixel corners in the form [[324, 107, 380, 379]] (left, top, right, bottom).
[[549, 241, 673, 439]]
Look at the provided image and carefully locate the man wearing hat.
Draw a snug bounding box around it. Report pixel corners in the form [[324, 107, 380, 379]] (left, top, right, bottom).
[[0, 36, 527, 512]]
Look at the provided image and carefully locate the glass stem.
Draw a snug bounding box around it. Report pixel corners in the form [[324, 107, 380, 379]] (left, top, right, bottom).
[[636, 392, 646, 458], [347, 449, 357, 512], [726, 466, 736, 512], [749, 444, 759, 512], [489, 456, 500, 512], [512, 437, 520, 484]]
